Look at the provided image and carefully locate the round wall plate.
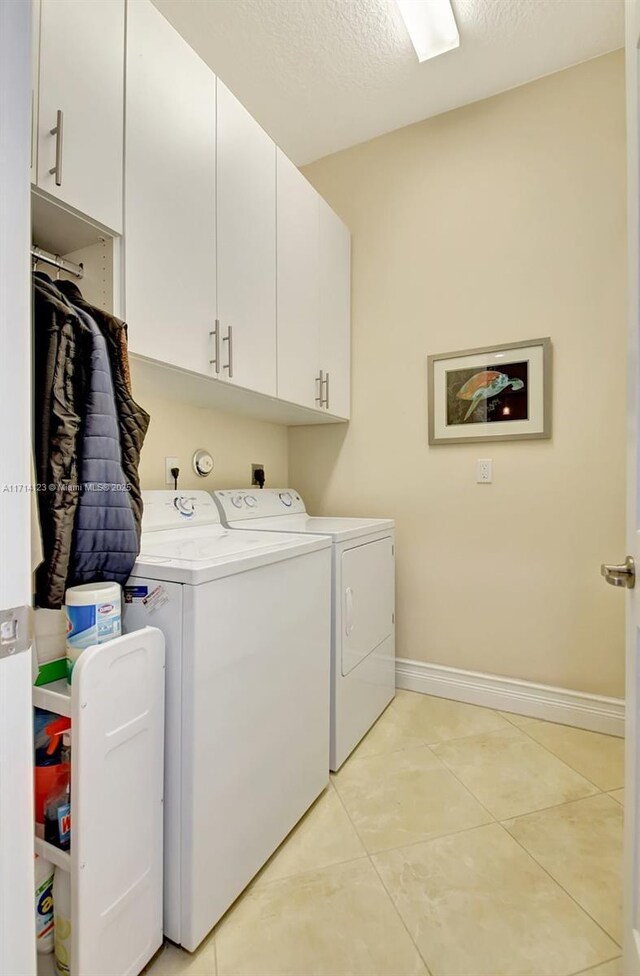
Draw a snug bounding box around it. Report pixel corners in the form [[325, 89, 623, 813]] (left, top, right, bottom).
[[192, 449, 214, 478]]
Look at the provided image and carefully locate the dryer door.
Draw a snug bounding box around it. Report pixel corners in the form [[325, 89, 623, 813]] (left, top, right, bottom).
[[341, 537, 394, 676]]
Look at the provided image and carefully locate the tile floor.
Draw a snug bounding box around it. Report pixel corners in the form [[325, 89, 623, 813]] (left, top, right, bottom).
[[145, 690, 625, 976]]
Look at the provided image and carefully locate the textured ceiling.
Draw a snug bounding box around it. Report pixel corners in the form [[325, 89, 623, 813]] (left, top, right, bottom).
[[151, 0, 624, 165]]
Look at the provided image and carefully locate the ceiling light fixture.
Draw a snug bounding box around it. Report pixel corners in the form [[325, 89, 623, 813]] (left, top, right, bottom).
[[395, 0, 460, 63]]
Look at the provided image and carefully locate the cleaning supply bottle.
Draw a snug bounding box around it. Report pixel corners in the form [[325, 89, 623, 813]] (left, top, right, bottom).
[[44, 732, 71, 850], [35, 854, 55, 954], [34, 709, 70, 766], [34, 709, 71, 839], [53, 867, 71, 976], [33, 708, 71, 837]]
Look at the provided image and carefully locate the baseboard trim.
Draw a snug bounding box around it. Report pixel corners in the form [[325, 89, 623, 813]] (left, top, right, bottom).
[[395, 658, 625, 737]]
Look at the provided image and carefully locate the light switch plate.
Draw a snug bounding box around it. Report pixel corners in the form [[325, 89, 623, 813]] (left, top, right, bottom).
[[476, 459, 493, 483]]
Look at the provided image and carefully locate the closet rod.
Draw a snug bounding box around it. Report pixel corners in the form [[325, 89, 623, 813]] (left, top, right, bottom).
[[31, 244, 84, 280]]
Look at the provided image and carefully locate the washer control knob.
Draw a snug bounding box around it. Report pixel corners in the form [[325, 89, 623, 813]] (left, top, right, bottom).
[[279, 492, 293, 507], [231, 495, 244, 509], [245, 496, 257, 507], [173, 496, 195, 518]]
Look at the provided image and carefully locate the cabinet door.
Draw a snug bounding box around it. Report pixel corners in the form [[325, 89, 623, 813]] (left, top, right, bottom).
[[37, 0, 124, 232], [276, 150, 320, 410], [217, 81, 276, 396], [125, 0, 216, 375], [341, 538, 394, 676], [319, 198, 351, 419]]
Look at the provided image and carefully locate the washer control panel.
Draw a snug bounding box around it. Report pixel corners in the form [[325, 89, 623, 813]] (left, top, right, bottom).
[[141, 490, 222, 531], [214, 489, 306, 522]]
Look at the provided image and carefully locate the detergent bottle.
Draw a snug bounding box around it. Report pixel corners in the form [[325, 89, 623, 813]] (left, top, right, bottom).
[[53, 867, 71, 976], [34, 853, 55, 954], [44, 732, 71, 851]]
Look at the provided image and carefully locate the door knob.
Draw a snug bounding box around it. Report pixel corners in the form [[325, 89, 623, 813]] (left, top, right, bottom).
[[601, 556, 636, 589]]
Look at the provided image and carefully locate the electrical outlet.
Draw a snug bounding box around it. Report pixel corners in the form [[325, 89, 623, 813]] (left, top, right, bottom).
[[476, 459, 493, 484], [251, 463, 264, 486], [165, 456, 180, 486]]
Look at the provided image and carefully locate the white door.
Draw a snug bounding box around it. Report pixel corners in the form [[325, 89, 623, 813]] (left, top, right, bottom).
[[341, 539, 394, 677], [216, 80, 276, 396], [124, 0, 216, 376], [30, 0, 40, 185], [621, 2, 640, 971], [276, 149, 321, 410], [37, 0, 124, 232], [318, 196, 351, 419], [0, 2, 36, 973]]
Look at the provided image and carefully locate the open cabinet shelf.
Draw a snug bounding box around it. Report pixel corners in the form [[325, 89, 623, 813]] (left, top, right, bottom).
[[33, 679, 71, 719], [33, 627, 165, 976], [31, 189, 119, 315], [34, 837, 70, 873]]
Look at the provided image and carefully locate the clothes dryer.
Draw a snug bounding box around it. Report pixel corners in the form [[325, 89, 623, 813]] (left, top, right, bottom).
[[214, 489, 395, 770]]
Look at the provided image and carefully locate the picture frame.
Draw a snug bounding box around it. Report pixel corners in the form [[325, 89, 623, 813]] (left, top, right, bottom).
[[428, 337, 552, 445]]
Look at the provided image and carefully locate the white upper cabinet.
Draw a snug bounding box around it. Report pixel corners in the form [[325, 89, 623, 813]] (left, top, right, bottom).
[[277, 152, 351, 417], [37, 0, 124, 233], [124, 0, 217, 375], [318, 198, 351, 419], [276, 150, 321, 411], [32, 0, 350, 421], [216, 81, 277, 396]]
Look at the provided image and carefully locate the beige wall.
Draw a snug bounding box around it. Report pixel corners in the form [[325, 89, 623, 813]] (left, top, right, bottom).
[[291, 51, 627, 698], [131, 362, 289, 492]]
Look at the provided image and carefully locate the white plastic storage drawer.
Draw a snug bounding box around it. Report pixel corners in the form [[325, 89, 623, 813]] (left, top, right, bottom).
[[33, 626, 165, 976]]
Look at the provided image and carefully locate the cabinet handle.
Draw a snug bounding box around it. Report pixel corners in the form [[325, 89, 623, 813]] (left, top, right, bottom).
[[49, 109, 63, 186], [323, 372, 330, 410], [223, 325, 233, 378], [315, 370, 325, 405], [209, 320, 220, 374]]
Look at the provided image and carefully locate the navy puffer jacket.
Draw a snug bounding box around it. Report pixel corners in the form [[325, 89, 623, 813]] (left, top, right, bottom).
[[56, 279, 149, 541], [68, 306, 139, 586]]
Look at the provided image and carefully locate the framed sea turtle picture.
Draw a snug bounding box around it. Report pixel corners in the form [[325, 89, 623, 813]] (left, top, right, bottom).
[[428, 338, 551, 445]]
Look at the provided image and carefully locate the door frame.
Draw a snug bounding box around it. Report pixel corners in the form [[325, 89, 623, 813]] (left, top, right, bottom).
[[0, 1, 36, 973], [625, 0, 640, 972]]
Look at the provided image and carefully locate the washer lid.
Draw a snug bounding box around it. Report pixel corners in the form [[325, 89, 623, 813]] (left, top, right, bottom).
[[135, 515, 330, 585], [139, 525, 298, 563], [221, 512, 395, 543]]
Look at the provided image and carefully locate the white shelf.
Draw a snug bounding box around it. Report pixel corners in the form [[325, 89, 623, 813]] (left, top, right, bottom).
[[34, 836, 71, 872], [32, 189, 114, 254], [131, 353, 349, 427], [33, 679, 71, 718]]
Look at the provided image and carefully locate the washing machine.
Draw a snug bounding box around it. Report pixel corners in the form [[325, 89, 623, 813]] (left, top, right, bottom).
[[214, 489, 395, 771], [122, 491, 331, 951]]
